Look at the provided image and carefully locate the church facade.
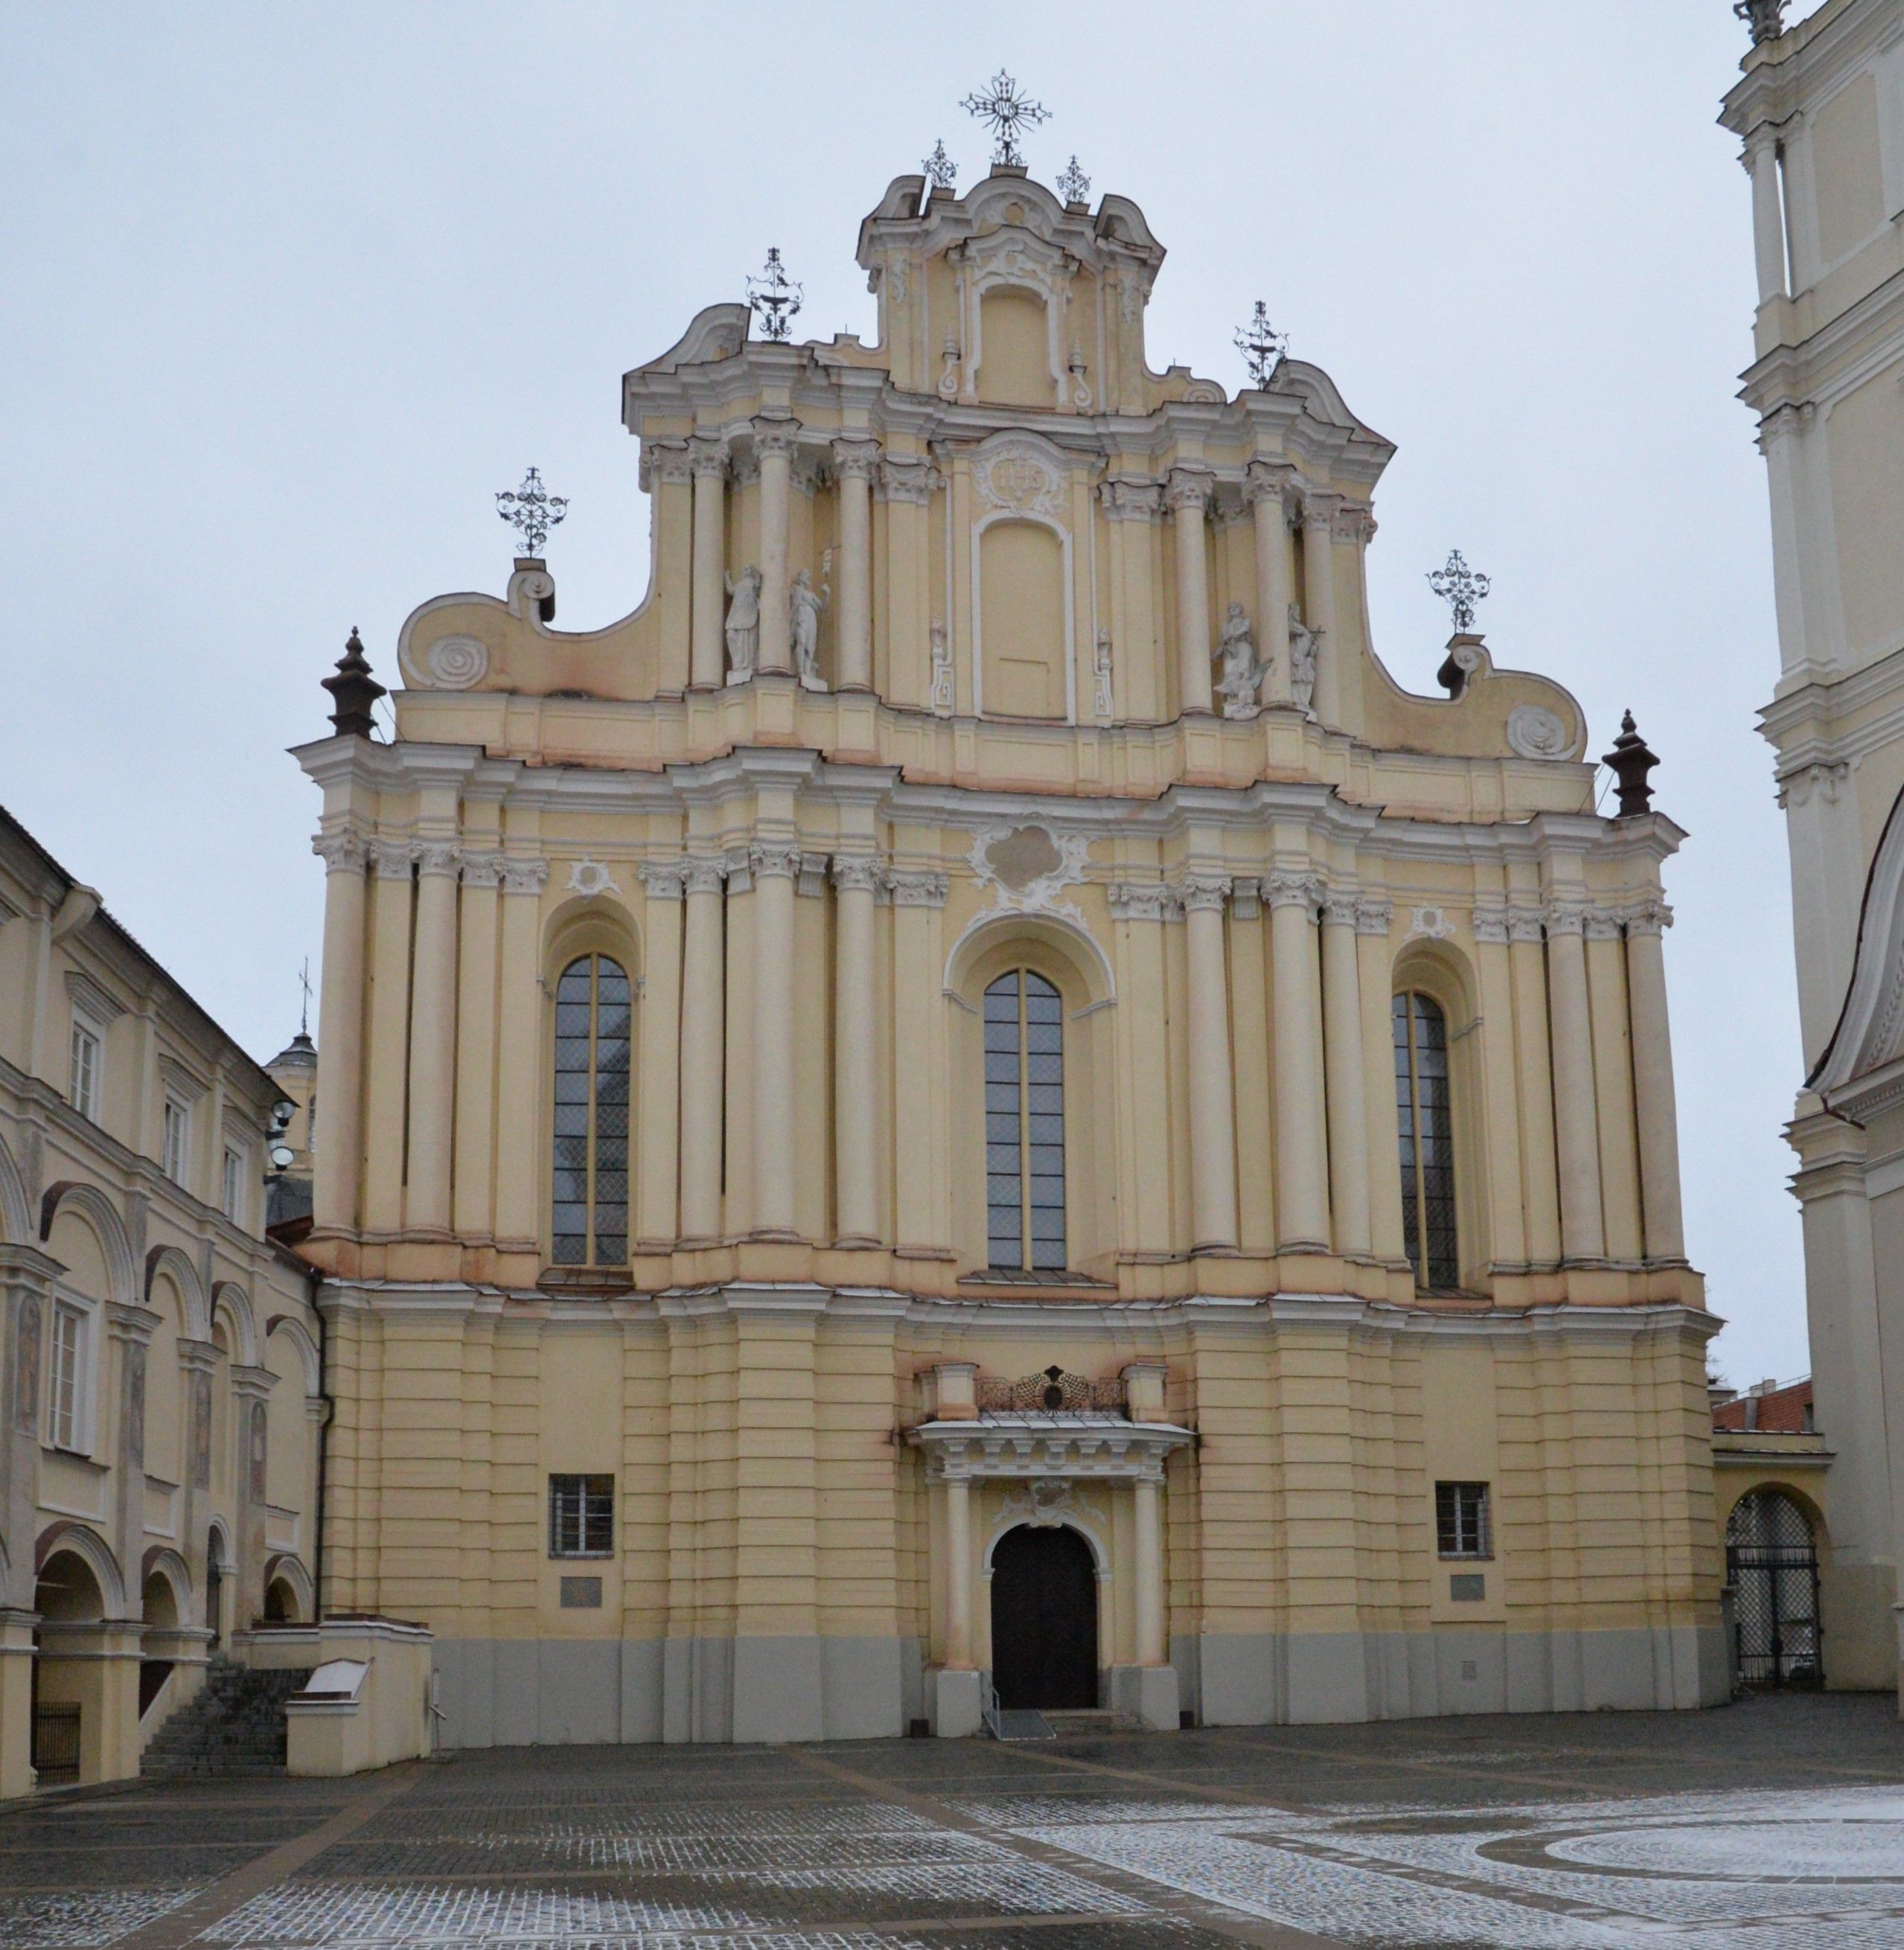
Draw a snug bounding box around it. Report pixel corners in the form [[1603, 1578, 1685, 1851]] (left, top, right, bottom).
[[298, 162, 1724, 1744]]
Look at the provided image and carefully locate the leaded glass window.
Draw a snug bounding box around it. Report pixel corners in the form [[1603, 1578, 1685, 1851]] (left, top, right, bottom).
[[983, 970, 1065, 1270], [550, 955, 631, 1268], [1393, 990, 1457, 1290]]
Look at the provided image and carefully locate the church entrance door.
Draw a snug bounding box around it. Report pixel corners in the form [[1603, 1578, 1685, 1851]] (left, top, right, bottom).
[[989, 1524, 1098, 1710]]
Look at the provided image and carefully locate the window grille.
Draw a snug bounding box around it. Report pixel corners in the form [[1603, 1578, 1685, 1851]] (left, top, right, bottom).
[[983, 970, 1065, 1270], [69, 1020, 100, 1122], [162, 1100, 190, 1185], [50, 1301, 86, 1453], [550, 956, 632, 1268], [1393, 991, 1458, 1289], [548, 1474, 615, 1557], [1436, 1480, 1491, 1559]]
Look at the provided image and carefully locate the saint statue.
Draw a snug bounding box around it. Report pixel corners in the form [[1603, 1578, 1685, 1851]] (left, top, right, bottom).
[[1288, 605, 1319, 716], [1214, 602, 1263, 718], [790, 568, 829, 688], [723, 566, 761, 684]]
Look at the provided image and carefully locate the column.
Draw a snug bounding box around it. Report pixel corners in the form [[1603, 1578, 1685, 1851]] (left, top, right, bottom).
[[1245, 461, 1294, 707], [678, 858, 726, 1242], [106, 1302, 155, 1621], [1544, 906, 1606, 1262], [1509, 909, 1563, 1266], [1355, 900, 1405, 1262], [362, 840, 415, 1235], [1300, 490, 1342, 726], [750, 841, 799, 1234], [891, 870, 951, 1255], [1267, 871, 1330, 1250], [648, 441, 694, 692], [1166, 469, 1215, 715], [405, 843, 461, 1235], [832, 439, 878, 691], [878, 457, 934, 707], [689, 436, 728, 688], [493, 858, 549, 1250], [1134, 1471, 1165, 1666], [831, 854, 880, 1243], [944, 1474, 973, 1668], [1472, 910, 1528, 1270], [1625, 901, 1686, 1262], [452, 854, 501, 1240], [1586, 915, 1643, 1263], [636, 863, 685, 1248], [311, 830, 367, 1234], [1745, 132, 1787, 304], [753, 416, 797, 674], [1181, 873, 1239, 1251], [1320, 892, 1370, 1258]]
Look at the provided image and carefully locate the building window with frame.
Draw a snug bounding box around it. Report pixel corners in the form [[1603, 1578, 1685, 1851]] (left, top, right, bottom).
[[1393, 990, 1458, 1290], [983, 969, 1065, 1270], [68, 1017, 101, 1122], [222, 1146, 244, 1221], [548, 1473, 615, 1557], [162, 1099, 191, 1186], [550, 955, 632, 1268], [49, 1299, 89, 1454], [1436, 1480, 1492, 1559]]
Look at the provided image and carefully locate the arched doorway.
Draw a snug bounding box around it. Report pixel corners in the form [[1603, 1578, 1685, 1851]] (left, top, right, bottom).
[[33, 1547, 106, 1787], [990, 1524, 1098, 1710], [1726, 1489, 1823, 1689]]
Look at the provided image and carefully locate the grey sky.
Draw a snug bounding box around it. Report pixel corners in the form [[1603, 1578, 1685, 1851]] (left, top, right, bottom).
[[1, 2, 1802, 1383]]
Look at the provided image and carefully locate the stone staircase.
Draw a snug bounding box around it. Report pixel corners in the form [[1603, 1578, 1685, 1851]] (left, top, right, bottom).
[[141, 1663, 313, 1779]]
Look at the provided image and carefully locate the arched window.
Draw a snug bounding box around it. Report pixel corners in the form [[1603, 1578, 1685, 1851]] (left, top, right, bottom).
[[984, 970, 1064, 1270], [1392, 991, 1457, 1290], [551, 954, 631, 1267]]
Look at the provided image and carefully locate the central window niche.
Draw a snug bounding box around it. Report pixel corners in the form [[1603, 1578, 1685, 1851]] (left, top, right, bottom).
[[980, 519, 1067, 720], [977, 286, 1054, 407]]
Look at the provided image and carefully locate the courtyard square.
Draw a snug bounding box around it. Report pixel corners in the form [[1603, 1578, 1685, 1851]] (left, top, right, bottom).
[[7, 1694, 1904, 1950]]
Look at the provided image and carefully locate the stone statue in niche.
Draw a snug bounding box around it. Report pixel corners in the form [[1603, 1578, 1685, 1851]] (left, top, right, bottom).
[[1288, 605, 1319, 716], [1215, 603, 1263, 719], [723, 565, 761, 685], [790, 568, 829, 689]]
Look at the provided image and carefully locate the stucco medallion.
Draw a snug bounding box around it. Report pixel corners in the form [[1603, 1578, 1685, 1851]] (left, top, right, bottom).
[[1506, 704, 1571, 760]]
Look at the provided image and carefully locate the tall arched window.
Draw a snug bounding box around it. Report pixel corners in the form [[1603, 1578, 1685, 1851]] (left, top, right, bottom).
[[1392, 991, 1457, 1290], [552, 955, 631, 1267], [984, 970, 1065, 1270]]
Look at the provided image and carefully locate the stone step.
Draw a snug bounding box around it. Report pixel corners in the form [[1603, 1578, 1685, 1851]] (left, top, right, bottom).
[[141, 1664, 313, 1780]]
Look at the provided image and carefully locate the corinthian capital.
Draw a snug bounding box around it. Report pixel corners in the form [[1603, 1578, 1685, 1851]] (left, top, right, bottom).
[[459, 852, 504, 889], [312, 828, 368, 875], [1320, 889, 1361, 928], [637, 860, 689, 900], [748, 840, 802, 880], [1177, 872, 1230, 914], [1262, 869, 1323, 915], [682, 856, 727, 898], [645, 440, 694, 488], [1164, 467, 1215, 514], [878, 456, 937, 505], [1300, 488, 1343, 531], [886, 867, 949, 908], [497, 856, 550, 896], [1242, 460, 1296, 511], [368, 838, 418, 881], [1099, 478, 1163, 522], [1624, 898, 1673, 936], [1543, 901, 1587, 937], [1355, 898, 1393, 936], [750, 414, 801, 461], [831, 853, 881, 894], [831, 437, 882, 481], [415, 842, 462, 879], [688, 434, 730, 479]]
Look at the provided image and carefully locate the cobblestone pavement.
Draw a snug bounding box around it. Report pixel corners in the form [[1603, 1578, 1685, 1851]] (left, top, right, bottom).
[[6, 1692, 1904, 1949]]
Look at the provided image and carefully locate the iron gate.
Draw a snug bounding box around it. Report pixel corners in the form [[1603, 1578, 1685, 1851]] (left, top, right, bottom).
[[31, 1702, 81, 1786], [1726, 1489, 1822, 1689]]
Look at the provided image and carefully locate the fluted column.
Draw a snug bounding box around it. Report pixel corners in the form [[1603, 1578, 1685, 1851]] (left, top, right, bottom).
[[833, 439, 878, 692], [493, 857, 549, 1251], [1181, 873, 1239, 1251], [1300, 490, 1342, 726], [1320, 891, 1370, 1258], [312, 830, 367, 1233], [1245, 461, 1294, 708], [831, 854, 880, 1244], [1267, 871, 1330, 1250], [750, 841, 799, 1235], [362, 840, 415, 1235], [1544, 905, 1606, 1262], [944, 1473, 973, 1669], [754, 416, 797, 675], [1134, 1471, 1165, 1666], [679, 857, 726, 1242], [1626, 901, 1685, 1262], [405, 842, 461, 1235], [1167, 469, 1215, 715], [689, 436, 728, 688]]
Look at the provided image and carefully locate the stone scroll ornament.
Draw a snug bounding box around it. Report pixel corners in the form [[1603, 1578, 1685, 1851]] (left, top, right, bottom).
[[1506, 705, 1570, 760]]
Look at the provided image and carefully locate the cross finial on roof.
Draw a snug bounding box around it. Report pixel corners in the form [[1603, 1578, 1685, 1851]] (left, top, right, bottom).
[[960, 69, 1049, 169], [747, 246, 803, 343], [923, 140, 956, 191], [298, 957, 313, 1038], [1235, 301, 1288, 389], [1428, 549, 1491, 633], [1056, 156, 1090, 207], [496, 467, 567, 559]]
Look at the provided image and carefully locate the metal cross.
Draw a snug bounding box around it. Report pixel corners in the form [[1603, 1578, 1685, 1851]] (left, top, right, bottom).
[[1056, 155, 1090, 205], [1428, 549, 1491, 633], [496, 467, 568, 557], [1234, 301, 1288, 389], [298, 957, 313, 1038], [923, 140, 956, 191], [747, 246, 803, 343], [960, 70, 1049, 169]]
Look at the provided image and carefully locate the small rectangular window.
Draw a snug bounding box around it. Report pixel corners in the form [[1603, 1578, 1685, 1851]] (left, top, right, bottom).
[[1436, 1481, 1492, 1560], [548, 1474, 614, 1558], [222, 1147, 243, 1221], [68, 1020, 100, 1122], [162, 1101, 190, 1185], [50, 1301, 87, 1452]]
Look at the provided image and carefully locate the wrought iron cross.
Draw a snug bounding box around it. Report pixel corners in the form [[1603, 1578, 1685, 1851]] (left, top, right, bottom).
[[961, 70, 1049, 169], [1234, 301, 1288, 389], [1428, 549, 1491, 633], [298, 957, 313, 1038], [747, 246, 802, 342], [1056, 155, 1090, 205], [496, 467, 567, 557], [922, 140, 956, 191]]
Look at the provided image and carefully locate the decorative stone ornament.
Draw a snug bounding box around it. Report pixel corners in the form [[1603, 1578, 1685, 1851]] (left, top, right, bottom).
[[322, 627, 385, 739], [723, 566, 761, 683], [922, 140, 956, 191], [416, 635, 488, 690], [1506, 704, 1570, 760], [1288, 608, 1319, 715], [1215, 603, 1263, 718], [566, 858, 622, 900], [789, 569, 829, 688], [1602, 710, 1660, 818]]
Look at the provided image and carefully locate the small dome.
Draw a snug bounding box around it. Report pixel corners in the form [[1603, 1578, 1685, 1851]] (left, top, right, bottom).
[[266, 1029, 317, 1072]]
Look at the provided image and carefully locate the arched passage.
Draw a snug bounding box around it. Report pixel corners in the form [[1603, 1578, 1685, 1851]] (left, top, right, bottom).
[[989, 1524, 1099, 1710], [1726, 1488, 1823, 1689]]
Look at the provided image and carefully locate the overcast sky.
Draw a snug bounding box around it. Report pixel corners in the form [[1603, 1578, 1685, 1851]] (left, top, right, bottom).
[[1, 2, 1807, 1383]]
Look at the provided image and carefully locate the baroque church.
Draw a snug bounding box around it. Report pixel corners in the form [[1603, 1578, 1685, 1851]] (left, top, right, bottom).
[[290, 141, 1725, 1747]]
